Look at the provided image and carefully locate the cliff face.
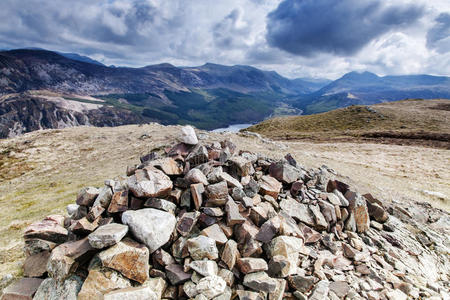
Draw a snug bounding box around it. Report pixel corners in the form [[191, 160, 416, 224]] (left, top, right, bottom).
[[0, 94, 143, 138]]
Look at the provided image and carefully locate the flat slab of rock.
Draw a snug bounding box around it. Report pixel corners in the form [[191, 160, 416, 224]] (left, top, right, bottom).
[[221, 239, 239, 270], [288, 275, 318, 293], [259, 175, 282, 199], [237, 257, 268, 274], [267, 236, 304, 277], [309, 204, 328, 231], [309, 280, 329, 300], [219, 172, 243, 189], [200, 224, 228, 244], [205, 181, 229, 206], [33, 276, 83, 300], [108, 190, 129, 213], [177, 211, 201, 236], [186, 168, 209, 185], [269, 162, 299, 184], [243, 271, 277, 293], [23, 250, 50, 277], [196, 275, 227, 299], [98, 238, 150, 283], [187, 236, 219, 260], [144, 198, 177, 214], [225, 198, 246, 226], [189, 260, 218, 277], [128, 167, 173, 198], [76, 187, 100, 206], [69, 217, 100, 235], [88, 223, 128, 249], [230, 156, 253, 177], [191, 183, 205, 210], [329, 281, 349, 298], [279, 198, 314, 226], [122, 208, 176, 253], [165, 264, 192, 285], [92, 186, 113, 208], [104, 286, 158, 300], [2, 278, 44, 300], [47, 237, 95, 281], [149, 157, 183, 175], [24, 218, 68, 244], [77, 267, 131, 300], [345, 191, 370, 233], [24, 239, 57, 256]]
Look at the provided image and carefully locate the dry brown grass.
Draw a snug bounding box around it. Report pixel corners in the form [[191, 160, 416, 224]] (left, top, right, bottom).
[[0, 122, 449, 278], [248, 99, 450, 148]]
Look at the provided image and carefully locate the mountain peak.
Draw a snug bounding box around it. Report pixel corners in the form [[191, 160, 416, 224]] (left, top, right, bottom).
[[341, 71, 379, 80]]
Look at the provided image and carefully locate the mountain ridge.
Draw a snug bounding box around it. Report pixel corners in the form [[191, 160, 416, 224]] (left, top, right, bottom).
[[0, 49, 449, 137], [0, 49, 324, 95]]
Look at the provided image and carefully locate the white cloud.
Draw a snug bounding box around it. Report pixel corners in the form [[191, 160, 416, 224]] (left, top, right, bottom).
[[0, 0, 448, 79]]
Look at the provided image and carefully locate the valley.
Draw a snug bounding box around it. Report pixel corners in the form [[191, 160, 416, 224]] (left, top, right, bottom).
[[1, 49, 450, 139]]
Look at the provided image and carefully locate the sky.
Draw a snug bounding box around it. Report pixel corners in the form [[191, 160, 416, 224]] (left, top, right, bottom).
[[0, 0, 449, 79]]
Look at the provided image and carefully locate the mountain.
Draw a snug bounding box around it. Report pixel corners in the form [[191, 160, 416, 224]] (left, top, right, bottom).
[[57, 52, 105, 66], [0, 49, 324, 95], [18, 47, 106, 66], [1, 49, 449, 137], [295, 71, 450, 114], [0, 92, 144, 138], [0, 49, 330, 133]]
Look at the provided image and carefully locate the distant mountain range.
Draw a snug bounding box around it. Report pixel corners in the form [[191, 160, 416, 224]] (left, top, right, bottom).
[[0, 48, 449, 137], [294, 71, 450, 114]]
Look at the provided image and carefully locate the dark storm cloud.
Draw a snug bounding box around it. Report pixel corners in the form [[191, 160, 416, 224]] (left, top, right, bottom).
[[427, 13, 450, 53], [265, 0, 424, 56]]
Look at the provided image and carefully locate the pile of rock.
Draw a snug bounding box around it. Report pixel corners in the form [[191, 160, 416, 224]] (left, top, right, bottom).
[[3, 126, 449, 300]]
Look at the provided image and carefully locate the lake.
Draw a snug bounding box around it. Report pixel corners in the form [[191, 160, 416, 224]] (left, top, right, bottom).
[[211, 123, 253, 133]]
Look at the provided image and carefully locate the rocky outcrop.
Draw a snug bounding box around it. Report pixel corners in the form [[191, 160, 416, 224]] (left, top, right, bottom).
[[0, 93, 143, 138], [6, 127, 449, 300]]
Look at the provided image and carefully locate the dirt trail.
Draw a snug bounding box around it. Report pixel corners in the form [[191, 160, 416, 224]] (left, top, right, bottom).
[[0, 123, 449, 278]]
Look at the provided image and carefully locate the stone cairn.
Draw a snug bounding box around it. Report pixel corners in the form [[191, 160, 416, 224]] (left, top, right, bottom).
[[3, 126, 449, 300]]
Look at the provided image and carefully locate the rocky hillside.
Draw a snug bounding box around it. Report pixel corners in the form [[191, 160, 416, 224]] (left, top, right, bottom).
[[0, 92, 144, 138], [0, 49, 320, 96], [2, 127, 449, 299], [248, 99, 450, 149]]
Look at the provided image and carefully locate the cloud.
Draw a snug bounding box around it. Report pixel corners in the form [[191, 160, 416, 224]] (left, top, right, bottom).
[[266, 0, 424, 56], [213, 8, 251, 48], [427, 13, 450, 54], [0, 0, 447, 79]]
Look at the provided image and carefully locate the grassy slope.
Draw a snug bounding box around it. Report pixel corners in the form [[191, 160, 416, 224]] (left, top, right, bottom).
[[247, 99, 450, 147]]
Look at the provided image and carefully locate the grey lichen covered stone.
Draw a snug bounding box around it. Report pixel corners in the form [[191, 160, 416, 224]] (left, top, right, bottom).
[[88, 223, 128, 249], [121, 208, 176, 253], [33, 275, 83, 300]]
